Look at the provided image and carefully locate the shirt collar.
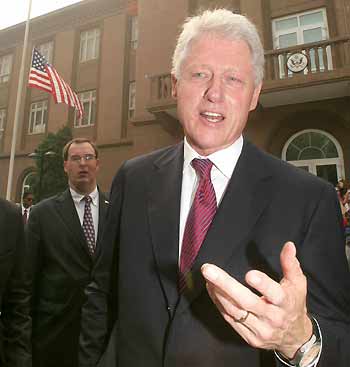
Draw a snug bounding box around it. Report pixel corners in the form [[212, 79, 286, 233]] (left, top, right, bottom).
[[70, 186, 98, 206], [183, 136, 243, 179]]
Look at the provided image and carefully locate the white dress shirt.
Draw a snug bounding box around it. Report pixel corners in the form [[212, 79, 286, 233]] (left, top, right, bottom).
[[22, 205, 32, 217], [179, 136, 243, 257], [70, 186, 99, 244]]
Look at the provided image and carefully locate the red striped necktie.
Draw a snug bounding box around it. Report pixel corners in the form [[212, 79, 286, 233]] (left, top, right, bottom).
[[179, 158, 217, 292]]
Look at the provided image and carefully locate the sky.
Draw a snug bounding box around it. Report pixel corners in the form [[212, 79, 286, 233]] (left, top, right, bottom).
[[0, 0, 84, 30]]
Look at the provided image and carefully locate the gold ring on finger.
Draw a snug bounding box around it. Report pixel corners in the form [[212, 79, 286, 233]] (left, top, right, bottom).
[[236, 310, 250, 323]]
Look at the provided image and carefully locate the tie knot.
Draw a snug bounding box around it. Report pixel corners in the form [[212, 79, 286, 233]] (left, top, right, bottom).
[[84, 195, 92, 204], [191, 158, 213, 179]]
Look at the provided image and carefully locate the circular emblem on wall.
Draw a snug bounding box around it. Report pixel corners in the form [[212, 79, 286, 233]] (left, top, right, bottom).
[[286, 52, 308, 73]]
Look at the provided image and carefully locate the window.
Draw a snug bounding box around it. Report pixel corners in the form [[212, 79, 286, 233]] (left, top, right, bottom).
[[130, 16, 138, 49], [0, 108, 6, 139], [285, 131, 338, 161], [75, 90, 96, 127], [28, 101, 48, 134], [22, 172, 36, 202], [79, 28, 100, 62], [272, 8, 331, 76], [128, 81, 136, 119], [282, 129, 344, 186], [36, 41, 53, 63], [0, 54, 12, 83]]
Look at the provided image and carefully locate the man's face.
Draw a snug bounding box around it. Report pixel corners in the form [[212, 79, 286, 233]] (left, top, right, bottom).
[[172, 34, 262, 156], [64, 142, 99, 194], [23, 195, 34, 208]]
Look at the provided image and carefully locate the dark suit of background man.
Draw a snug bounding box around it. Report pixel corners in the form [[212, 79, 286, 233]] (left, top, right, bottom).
[[0, 198, 31, 367], [79, 9, 350, 367], [22, 191, 34, 224], [27, 138, 108, 367]]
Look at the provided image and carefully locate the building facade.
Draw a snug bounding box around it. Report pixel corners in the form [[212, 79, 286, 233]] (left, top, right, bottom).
[[0, 0, 349, 201]]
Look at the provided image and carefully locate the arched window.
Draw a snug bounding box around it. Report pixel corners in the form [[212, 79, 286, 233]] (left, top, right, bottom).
[[282, 129, 344, 186], [21, 172, 36, 202]]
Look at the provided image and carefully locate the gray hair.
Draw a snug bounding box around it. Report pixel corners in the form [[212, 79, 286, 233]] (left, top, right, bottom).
[[171, 9, 265, 86]]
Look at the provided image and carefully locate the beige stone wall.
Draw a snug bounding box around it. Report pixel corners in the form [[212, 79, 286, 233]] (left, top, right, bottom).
[[134, 0, 188, 123]]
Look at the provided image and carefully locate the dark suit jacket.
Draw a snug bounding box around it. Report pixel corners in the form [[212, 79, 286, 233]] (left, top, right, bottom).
[[80, 140, 350, 367], [27, 189, 108, 367], [0, 199, 31, 367]]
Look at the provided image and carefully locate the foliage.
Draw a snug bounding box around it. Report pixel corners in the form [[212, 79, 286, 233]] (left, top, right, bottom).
[[31, 125, 72, 202]]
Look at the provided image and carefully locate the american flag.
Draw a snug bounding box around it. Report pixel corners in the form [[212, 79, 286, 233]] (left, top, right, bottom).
[[28, 48, 83, 118]]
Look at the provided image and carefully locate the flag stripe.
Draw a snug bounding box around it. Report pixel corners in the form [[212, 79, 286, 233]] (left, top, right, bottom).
[[46, 66, 64, 104], [28, 77, 52, 88], [28, 75, 52, 87], [51, 66, 69, 105], [61, 78, 73, 107], [27, 82, 52, 93]]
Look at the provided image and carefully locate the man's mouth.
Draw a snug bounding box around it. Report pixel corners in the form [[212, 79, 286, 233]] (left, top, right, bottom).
[[200, 111, 224, 123]]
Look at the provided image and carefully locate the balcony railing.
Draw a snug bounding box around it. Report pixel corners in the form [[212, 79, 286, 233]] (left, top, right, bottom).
[[147, 36, 350, 111], [265, 35, 350, 83]]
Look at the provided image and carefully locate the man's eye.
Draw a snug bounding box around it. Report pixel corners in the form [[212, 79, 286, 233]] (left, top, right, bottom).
[[192, 72, 207, 79], [226, 75, 242, 84]]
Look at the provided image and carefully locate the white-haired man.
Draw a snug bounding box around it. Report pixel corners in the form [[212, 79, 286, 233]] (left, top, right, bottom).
[[80, 9, 350, 367]]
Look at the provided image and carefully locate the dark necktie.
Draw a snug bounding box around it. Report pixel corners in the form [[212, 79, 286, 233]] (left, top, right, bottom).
[[82, 196, 96, 255], [179, 158, 217, 292], [23, 209, 28, 224]]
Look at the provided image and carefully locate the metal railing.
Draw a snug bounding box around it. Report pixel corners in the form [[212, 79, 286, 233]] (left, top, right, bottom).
[[265, 35, 350, 81]]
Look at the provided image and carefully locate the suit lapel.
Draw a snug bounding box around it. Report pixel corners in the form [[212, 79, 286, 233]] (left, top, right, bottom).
[[177, 140, 276, 313], [97, 191, 109, 244], [55, 189, 91, 258], [148, 143, 184, 313]]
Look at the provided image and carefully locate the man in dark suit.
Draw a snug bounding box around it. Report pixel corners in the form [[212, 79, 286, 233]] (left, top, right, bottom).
[[27, 138, 108, 367], [0, 198, 31, 367], [79, 9, 350, 367], [21, 191, 34, 224]]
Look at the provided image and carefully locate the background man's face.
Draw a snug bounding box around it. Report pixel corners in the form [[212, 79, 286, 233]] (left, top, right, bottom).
[[23, 195, 34, 208], [172, 34, 262, 156], [63, 142, 99, 194]]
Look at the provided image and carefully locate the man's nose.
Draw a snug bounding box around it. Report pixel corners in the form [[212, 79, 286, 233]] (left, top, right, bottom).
[[204, 75, 224, 103], [78, 157, 88, 165]]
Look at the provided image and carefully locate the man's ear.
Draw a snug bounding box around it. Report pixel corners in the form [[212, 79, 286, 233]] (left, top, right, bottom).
[[249, 83, 262, 111], [171, 74, 178, 99], [63, 161, 68, 174]]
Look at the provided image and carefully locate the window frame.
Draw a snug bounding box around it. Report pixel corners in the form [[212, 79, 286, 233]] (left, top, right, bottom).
[[0, 108, 6, 139], [272, 8, 329, 49], [74, 90, 96, 128], [0, 54, 13, 83], [282, 129, 345, 182], [28, 100, 48, 135], [128, 81, 136, 119], [130, 16, 138, 50], [79, 28, 100, 62], [36, 41, 54, 63]]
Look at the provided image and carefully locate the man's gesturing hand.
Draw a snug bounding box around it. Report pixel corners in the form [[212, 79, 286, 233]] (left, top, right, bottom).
[[201, 241, 313, 358]]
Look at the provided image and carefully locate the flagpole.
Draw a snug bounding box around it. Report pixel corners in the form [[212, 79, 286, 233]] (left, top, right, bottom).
[[6, 0, 33, 200]]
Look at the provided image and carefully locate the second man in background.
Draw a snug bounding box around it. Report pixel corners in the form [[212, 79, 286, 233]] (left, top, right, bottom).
[[27, 138, 108, 367]]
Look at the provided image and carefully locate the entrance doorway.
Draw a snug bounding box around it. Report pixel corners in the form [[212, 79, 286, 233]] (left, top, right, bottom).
[[282, 129, 344, 186]]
